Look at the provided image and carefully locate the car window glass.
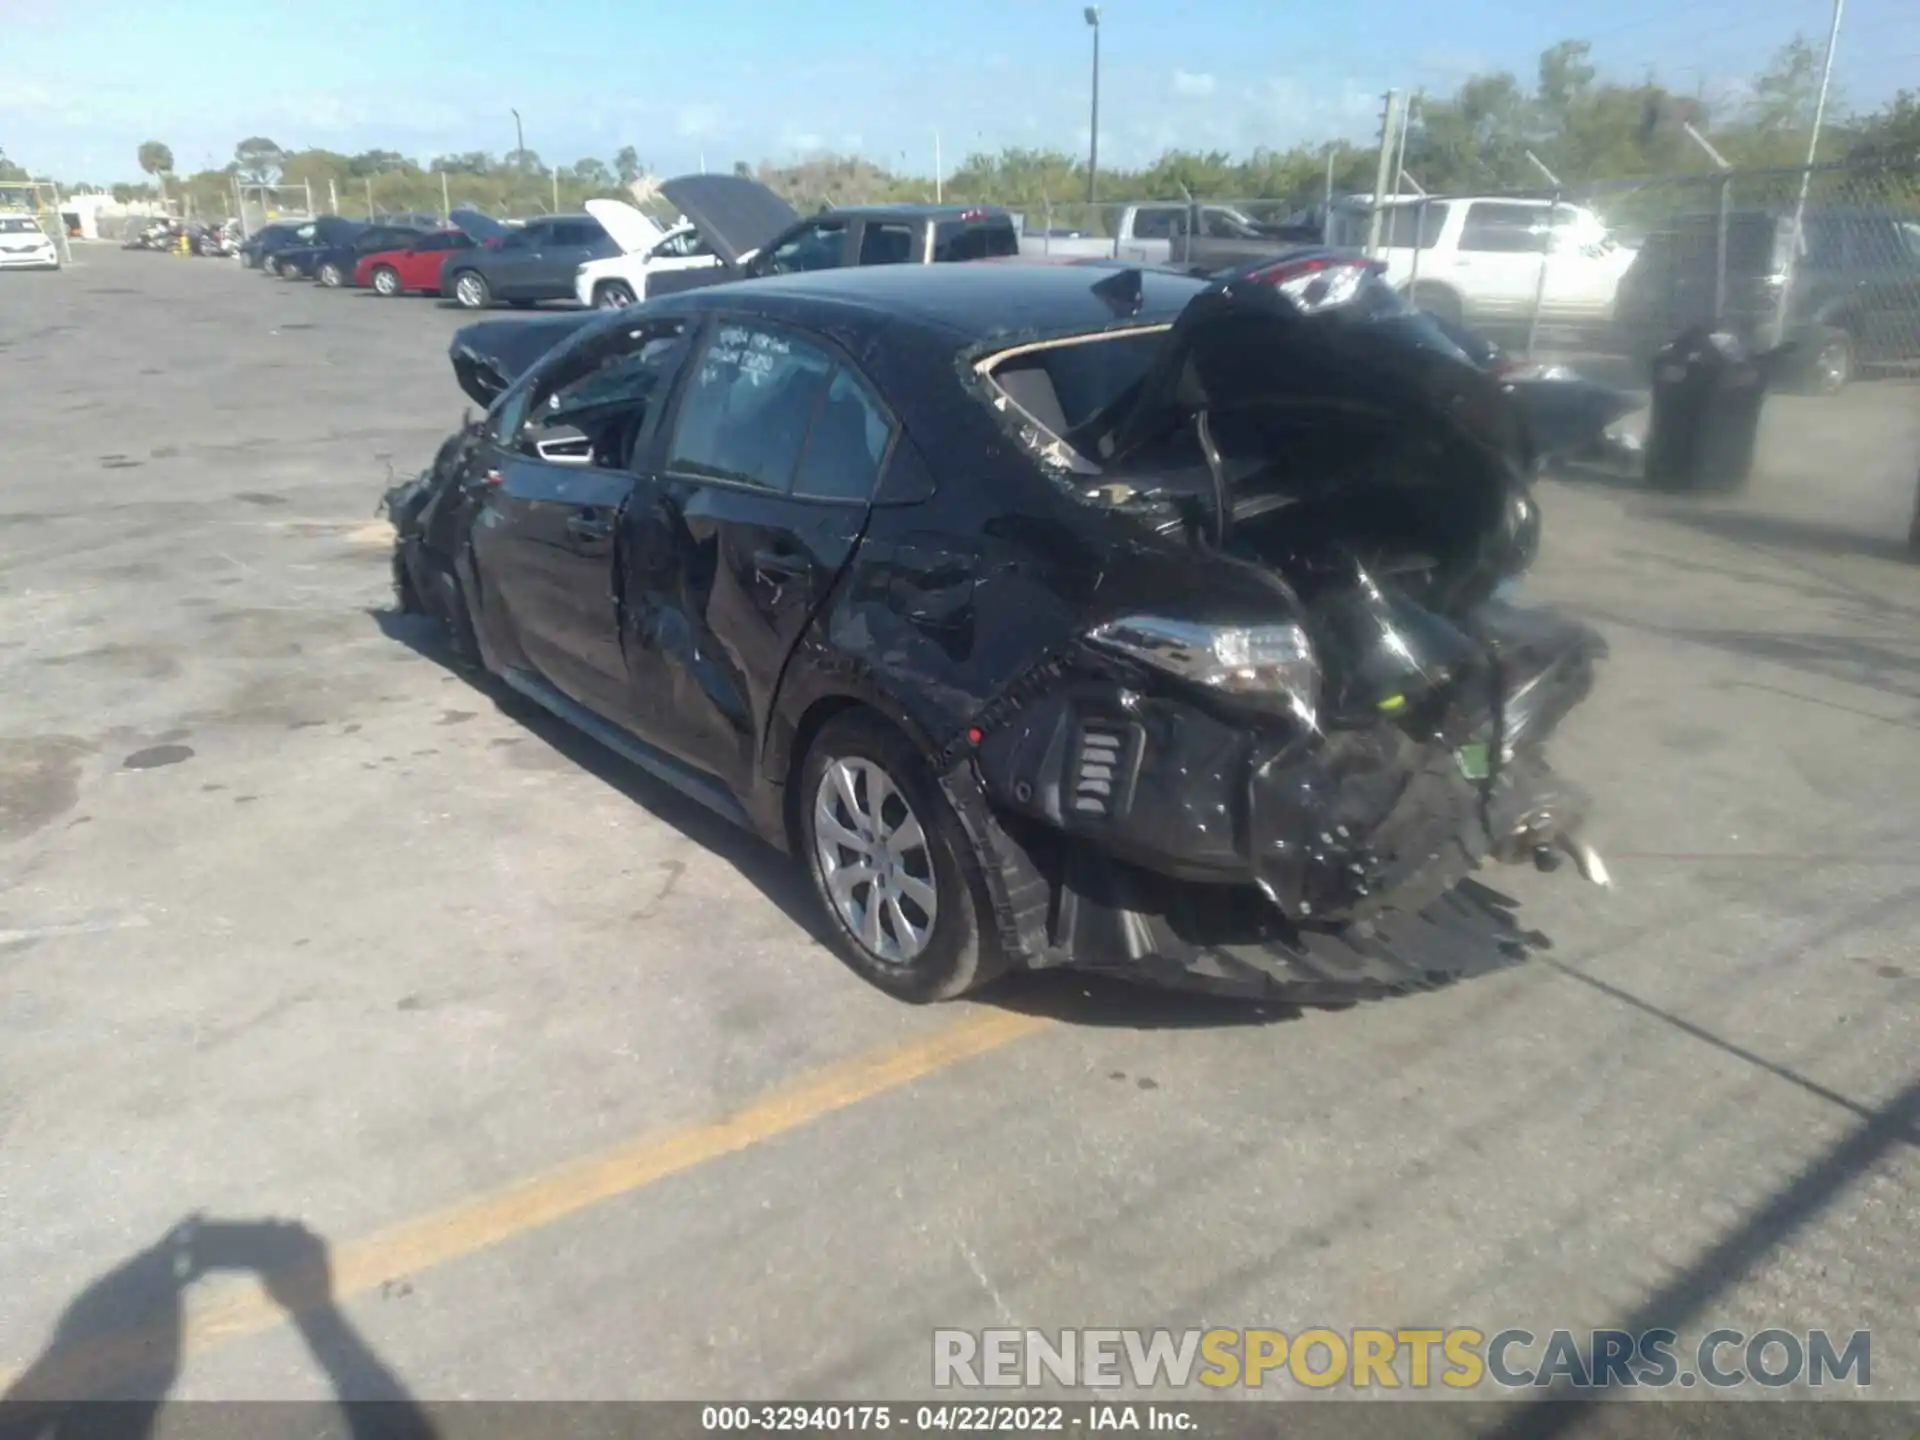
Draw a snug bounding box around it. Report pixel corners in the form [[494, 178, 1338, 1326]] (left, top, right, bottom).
[[858, 222, 915, 265], [667, 324, 835, 490], [652, 228, 711, 260], [933, 221, 1017, 262], [766, 220, 846, 274], [514, 320, 687, 470], [793, 368, 893, 502], [1459, 203, 1550, 254], [1376, 202, 1448, 249], [1130, 208, 1178, 240]]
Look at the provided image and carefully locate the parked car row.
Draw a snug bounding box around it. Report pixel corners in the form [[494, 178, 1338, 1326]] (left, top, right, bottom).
[[233, 175, 1027, 317]]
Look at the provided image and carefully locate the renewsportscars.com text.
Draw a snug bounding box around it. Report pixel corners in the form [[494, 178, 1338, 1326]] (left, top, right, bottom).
[[931, 1327, 1871, 1391]]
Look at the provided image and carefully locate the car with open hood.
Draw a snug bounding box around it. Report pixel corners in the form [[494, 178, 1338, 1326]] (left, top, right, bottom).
[[385, 258, 1609, 1004], [354, 227, 480, 297], [589, 175, 1021, 307], [440, 208, 621, 309], [571, 198, 725, 309]]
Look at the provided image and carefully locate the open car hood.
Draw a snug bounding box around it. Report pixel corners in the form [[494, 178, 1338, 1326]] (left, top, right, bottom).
[[658, 173, 798, 268], [448, 206, 511, 244], [584, 198, 665, 256], [449, 313, 601, 408], [1105, 269, 1529, 477]]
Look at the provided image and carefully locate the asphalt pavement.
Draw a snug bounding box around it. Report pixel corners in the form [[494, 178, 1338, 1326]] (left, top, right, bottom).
[[2, 247, 1917, 1421]]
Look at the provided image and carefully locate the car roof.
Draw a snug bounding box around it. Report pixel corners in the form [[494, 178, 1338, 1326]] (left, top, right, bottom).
[[833, 203, 1012, 221], [656, 261, 1206, 345]]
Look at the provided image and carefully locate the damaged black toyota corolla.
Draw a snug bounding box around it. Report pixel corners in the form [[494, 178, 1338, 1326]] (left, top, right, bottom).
[[386, 258, 1609, 1003]]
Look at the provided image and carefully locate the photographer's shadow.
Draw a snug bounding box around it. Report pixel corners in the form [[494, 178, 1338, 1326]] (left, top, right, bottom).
[[0, 1217, 435, 1440]]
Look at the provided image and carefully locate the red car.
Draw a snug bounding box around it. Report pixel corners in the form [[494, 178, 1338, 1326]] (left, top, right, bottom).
[[354, 229, 478, 297]]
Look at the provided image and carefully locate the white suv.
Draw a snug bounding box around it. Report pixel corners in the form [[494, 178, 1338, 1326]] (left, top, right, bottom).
[[1331, 196, 1634, 335], [0, 215, 59, 270]]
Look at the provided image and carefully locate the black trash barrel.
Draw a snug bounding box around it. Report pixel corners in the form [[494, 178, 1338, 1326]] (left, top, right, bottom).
[[1643, 327, 1769, 492]]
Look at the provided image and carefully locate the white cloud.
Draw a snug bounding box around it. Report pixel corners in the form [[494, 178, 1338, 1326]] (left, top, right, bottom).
[[1171, 69, 1217, 98]]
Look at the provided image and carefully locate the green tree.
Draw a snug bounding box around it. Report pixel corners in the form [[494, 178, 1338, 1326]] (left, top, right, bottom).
[[571, 157, 614, 188], [234, 136, 285, 182], [0, 146, 28, 182], [614, 145, 642, 186], [1848, 90, 1920, 159], [137, 140, 174, 182]]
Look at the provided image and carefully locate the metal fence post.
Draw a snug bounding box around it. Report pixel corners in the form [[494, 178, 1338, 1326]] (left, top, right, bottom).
[[304, 180, 313, 216], [1712, 171, 1731, 326], [329, 178, 339, 215], [441, 171, 451, 226], [1406, 197, 1428, 294], [1523, 187, 1561, 360]]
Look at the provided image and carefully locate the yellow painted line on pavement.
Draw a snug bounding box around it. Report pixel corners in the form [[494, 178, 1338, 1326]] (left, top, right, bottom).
[[1, 1007, 1051, 1396]]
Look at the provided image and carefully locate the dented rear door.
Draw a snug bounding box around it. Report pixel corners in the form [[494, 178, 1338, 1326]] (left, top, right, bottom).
[[620, 318, 882, 793]]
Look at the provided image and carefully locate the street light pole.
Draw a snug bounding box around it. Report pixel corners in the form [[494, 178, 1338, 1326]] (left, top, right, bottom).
[[1084, 7, 1101, 204], [511, 108, 524, 163]]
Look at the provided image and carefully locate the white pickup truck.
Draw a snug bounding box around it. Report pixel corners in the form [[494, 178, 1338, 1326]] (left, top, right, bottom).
[[1018, 201, 1287, 266]]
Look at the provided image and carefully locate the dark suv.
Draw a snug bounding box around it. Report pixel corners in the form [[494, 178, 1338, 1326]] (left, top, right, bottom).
[[443, 212, 622, 309], [1614, 205, 1920, 393], [636, 176, 1021, 301]]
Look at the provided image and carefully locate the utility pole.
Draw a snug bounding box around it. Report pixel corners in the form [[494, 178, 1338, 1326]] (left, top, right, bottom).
[[934, 130, 943, 204], [441, 170, 451, 225], [1778, 0, 1846, 347], [1366, 90, 1401, 257], [1084, 7, 1102, 204], [365, 177, 374, 219]]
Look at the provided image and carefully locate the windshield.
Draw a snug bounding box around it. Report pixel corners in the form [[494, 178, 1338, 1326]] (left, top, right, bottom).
[[0, 216, 42, 234]]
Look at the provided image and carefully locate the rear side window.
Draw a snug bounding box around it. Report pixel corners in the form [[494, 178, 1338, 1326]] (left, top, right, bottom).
[[1380, 202, 1449, 249], [549, 221, 597, 246], [1459, 203, 1549, 254], [858, 223, 916, 265], [668, 325, 836, 490], [793, 369, 894, 502], [934, 220, 1018, 262]]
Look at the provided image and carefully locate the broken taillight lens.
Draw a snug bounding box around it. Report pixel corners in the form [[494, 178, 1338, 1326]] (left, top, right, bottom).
[[1241, 255, 1381, 313], [1087, 616, 1319, 727]]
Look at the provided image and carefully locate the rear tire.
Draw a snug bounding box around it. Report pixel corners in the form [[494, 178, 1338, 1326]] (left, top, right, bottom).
[[317, 260, 345, 288], [1798, 326, 1854, 396], [371, 265, 402, 297], [450, 270, 492, 309], [594, 280, 637, 309], [798, 712, 1007, 1003]]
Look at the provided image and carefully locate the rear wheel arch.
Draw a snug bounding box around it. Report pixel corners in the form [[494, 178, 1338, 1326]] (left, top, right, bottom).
[[776, 689, 942, 830]]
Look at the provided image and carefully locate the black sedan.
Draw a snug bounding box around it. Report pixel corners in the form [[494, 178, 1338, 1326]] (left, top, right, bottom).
[[240, 220, 313, 270], [387, 260, 1610, 1002], [275, 220, 429, 287]]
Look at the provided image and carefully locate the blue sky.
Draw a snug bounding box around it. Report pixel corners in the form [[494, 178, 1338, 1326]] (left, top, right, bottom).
[[2, 0, 1913, 183]]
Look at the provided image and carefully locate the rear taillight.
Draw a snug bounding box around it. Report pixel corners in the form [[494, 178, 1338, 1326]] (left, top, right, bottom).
[[1242, 255, 1379, 313]]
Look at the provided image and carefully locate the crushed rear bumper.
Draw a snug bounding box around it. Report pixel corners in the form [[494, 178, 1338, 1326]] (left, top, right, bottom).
[[950, 607, 1606, 998]]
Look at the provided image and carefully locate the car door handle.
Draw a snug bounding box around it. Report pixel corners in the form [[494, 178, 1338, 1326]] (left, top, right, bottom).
[[566, 512, 612, 543]]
